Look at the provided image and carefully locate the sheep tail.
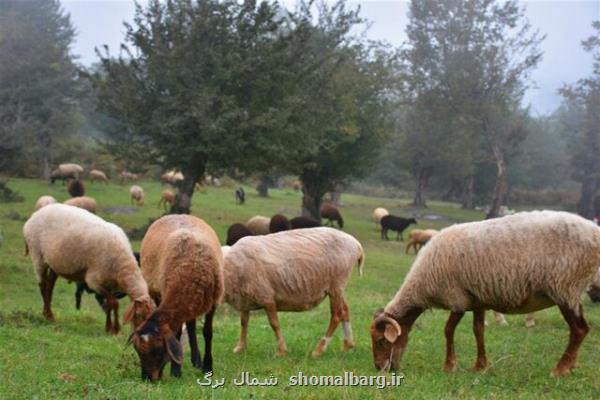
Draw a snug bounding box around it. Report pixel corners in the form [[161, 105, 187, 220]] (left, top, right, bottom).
[[357, 250, 365, 277], [24, 241, 29, 256]]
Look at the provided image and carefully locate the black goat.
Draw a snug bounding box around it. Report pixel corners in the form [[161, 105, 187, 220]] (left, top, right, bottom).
[[380, 215, 417, 241], [235, 187, 245, 204], [290, 216, 321, 229]]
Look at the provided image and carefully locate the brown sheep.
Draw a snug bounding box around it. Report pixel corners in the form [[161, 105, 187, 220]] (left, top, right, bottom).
[[64, 196, 97, 214], [405, 229, 439, 254], [67, 179, 85, 198], [126, 215, 224, 381], [269, 214, 291, 233], [158, 189, 175, 210], [226, 223, 253, 246], [320, 203, 343, 228]]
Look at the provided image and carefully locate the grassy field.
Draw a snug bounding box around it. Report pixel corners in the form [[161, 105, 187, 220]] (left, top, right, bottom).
[[1, 178, 599, 399]]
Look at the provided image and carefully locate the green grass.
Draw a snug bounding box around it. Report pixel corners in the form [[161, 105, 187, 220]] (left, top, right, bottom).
[[1, 178, 599, 399]]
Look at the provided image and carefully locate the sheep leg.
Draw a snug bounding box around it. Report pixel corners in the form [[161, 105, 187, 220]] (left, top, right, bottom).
[[202, 307, 215, 374], [233, 310, 250, 354], [40, 269, 58, 322], [340, 299, 354, 351], [170, 327, 183, 378], [186, 319, 202, 369], [552, 304, 589, 377], [443, 311, 464, 372], [493, 311, 508, 326], [525, 313, 535, 328], [108, 295, 120, 334], [264, 304, 287, 356], [472, 309, 488, 371], [312, 292, 343, 357], [75, 283, 85, 310]]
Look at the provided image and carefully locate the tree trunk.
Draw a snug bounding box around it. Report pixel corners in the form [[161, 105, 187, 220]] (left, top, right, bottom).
[[171, 157, 206, 214], [39, 133, 51, 180], [577, 177, 600, 219], [412, 168, 429, 208], [486, 144, 507, 219], [256, 175, 269, 197], [461, 175, 474, 209], [328, 184, 342, 206], [301, 181, 324, 221]]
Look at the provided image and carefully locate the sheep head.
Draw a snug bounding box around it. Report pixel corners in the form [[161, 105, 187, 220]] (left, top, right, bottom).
[[127, 313, 183, 382], [370, 310, 404, 371], [124, 295, 156, 328]]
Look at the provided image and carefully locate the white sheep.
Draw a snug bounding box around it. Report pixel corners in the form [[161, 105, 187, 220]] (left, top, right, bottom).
[[23, 204, 155, 333], [246, 215, 270, 235], [373, 207, 389, 228], [370, 211, 600, 377], [130, 185, 144, 206], [89, 169, 109, 184], [223, 227, 364, 357], [50, 163, 84, 184], [34, 195, 57, 210], [64, 196, 97, 214]]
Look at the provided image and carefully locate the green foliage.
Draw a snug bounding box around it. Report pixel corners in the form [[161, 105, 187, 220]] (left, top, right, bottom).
[[0, 180, 24, 203]]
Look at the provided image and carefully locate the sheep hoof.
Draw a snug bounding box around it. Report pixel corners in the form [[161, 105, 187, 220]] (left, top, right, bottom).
[[276, 348, 287, 357], [43, 312, 55, 322], [551, 365, 574, 378], [233, 345, 246, 354], [525, 320, 536, 328], [342, 339, 354, 351], [472, 360, 488, 371], [443, 362, 457, 373]]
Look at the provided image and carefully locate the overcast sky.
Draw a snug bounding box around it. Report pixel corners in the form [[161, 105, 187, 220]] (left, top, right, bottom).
[[63, 0, 600, 115]]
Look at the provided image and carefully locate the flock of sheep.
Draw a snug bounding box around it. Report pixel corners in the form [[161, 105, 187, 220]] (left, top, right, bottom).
[[15, 163, 600, 381]]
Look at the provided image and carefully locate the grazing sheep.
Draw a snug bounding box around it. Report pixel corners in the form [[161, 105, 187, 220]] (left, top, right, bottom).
[[34, 195, 57, 210], [370, 211, 600, 377], [127, 215, 223, 381], [405, 229, 438, 254], [290, 216, 321, 229], [89, 169, 109, 184], [158, 190, 175, 210], [380, 215, 417, 241], [75, 252, 140, 311], [226, 223, 253, 246], [292, 180, 302, 191], [160, 170, 184, 185], [23, 204, 155, 333], [67, 179, 85, 198], [50, 163, 84, 184], [492, 311, 536, 328], [246, 216, 270, 235], [373, 207, 389, 228], [320, 203, 343, 228], [130, 185, 145, 206], [235, 187, 245, 204], [587, 270, 600, 302], [223, 227, 364, 357], [269, 214, 291, 233], [120, 170, 139, 183], [64, 196, 97, 214]]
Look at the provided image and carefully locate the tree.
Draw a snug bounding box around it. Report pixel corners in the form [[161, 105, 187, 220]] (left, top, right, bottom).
[[560, 21, 600, 219], [94, 0, 300, 213], [0, 0, 79, 177], [401, 0, 543, 213]]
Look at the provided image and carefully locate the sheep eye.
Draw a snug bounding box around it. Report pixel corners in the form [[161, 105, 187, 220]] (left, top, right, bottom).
[[377, 338, 387, 347]]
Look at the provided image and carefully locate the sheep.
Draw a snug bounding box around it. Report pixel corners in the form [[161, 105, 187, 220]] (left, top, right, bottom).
[[160, 170, 184, 185], [34, 195, 57, 210], [158, 189, 175, 210], [380, 215, 417, 241], [269, 214, 291, 233], [246, 216, 270, 235], [126, 215, 223, 381], [89, 169, 109, 184], [235, 187, 245, 204], [50, 163, 84, 184], [23, 204, 155, 334], [75, 252, 140, 311], [370, 210, 600, 377], [226, 223, 253, 246], [120, 170, 139, 183], [67, 179, 85, 197], [64, 196, 97, 214], [223, 227, 364, 357], [491, 311, 536, 328], [320, 203, 344, 228], [405, 229, 439, 254], [290, 216, 321, 229], [130, 185, 145, 206], [373, 207, 389, 228]]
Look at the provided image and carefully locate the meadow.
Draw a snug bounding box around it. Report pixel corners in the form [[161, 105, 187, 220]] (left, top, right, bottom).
[[0, 178, 599, 399]]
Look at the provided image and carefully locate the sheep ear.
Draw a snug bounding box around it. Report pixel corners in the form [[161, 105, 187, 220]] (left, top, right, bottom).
[[165, 334, 183, 364], [384, 323, 401, 343]]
